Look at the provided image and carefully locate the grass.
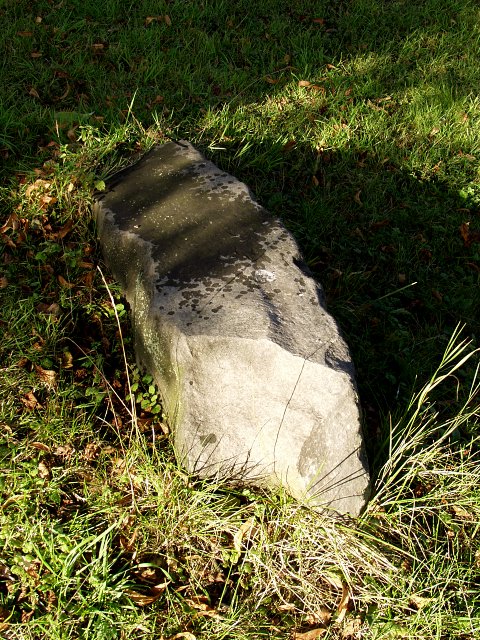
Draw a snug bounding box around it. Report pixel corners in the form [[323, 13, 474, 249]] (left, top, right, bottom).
[[1, 0, 480, 637]]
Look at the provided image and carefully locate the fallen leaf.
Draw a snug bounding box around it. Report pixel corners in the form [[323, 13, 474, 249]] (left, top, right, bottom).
[[61, 351, 74, 369], [312, 18, 326, 25], [451, 505, 474, 520], [54, 444, 75, 459], [40, 194, 57, 209], [265, 76, 279, 84], [31, 442, 51, 452], [341, 617, 363, 638], [34, 364, 57, 388], [305, 607, 331, 626], [29, 87, 40, 99], [430, 126, 440, 136], [35, 16, 42, 23], [17, 31, 33, 37], [0, 212, 19, 234], [58, 275, 75, 289], [82, 270, 94, 287], [169, 634, 197, 640], [293, 629, 326, 639], [460, 222, 480, 247], [145, 15, 170, 26], [31, 52, 42, 58], [298, 80, 311, 87], [21, 391, 42, 411], [312, 175, 320, 187], [282, 140, 296, 152], [26, 179, 51, 197], [0, 277, 7, 288], [55, 218, 74, 239], [233, 517, 255, 553], [36, 302, 61, 316], [91, 43, 105, 51], [408, 594, 432, 610], [336, 583, 352, 623], [119, 528, 138, 552], [83, 442, 101, 461], [354, 190, 363, 205], [125, 582, 169, 606], [38, 461, 51, 480]]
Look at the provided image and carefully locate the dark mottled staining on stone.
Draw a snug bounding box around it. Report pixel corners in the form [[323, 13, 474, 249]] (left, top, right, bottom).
[[211, 306, 222, 313]]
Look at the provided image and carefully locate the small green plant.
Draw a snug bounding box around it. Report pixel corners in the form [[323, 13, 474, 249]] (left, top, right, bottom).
[[126, 369, 162, 415]]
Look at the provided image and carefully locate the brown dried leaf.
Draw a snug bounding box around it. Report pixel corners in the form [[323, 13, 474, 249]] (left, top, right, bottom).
[[91, 43, 105, 51], [17, 31, 33, 37], [83, 442, 101, 461], [145, 15, 166, 26], [354, 190, 363, 205], [38, 461, 51, 480], [125, 582, 169, 606], [58, 274, 75, 289], [36, 302, 61, 316], [293, 629, 326, 639], [336, 583, 352, 623], [28, 87, 40, 99], [26, 179, 51, 197], [61, 351, 74, 368], [164, 14, 172, 26], [34, 364, 57, 388], [0, 276, 7, 288], [0, 212, 19, 234], [54, 444, 75, 459], [31, 52, 42, 59], [40, 194, 57, 210], [55, 218, 74, 239], [408, 594, 432, 610], [282, 140, 296, 152], [31, 442, 51, 453], [82, 270, 94, 287], [21, 391, 42, 411], [451, 505, 474, 520], [298, 80, 311, 87], [233, 517, 255, 552], [265, 76, 279, 84], [305, 607, 331, 626], [119, 528, 138, 552]]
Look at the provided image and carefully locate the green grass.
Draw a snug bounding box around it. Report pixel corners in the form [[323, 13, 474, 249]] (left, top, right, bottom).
[[1, 1, 480, 638]]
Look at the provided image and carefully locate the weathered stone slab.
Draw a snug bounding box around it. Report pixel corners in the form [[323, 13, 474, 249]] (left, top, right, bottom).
[[94, 141, 370, 515]]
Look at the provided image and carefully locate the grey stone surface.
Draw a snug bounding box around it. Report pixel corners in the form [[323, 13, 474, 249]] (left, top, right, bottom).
[[94, 140, 370, 515]]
